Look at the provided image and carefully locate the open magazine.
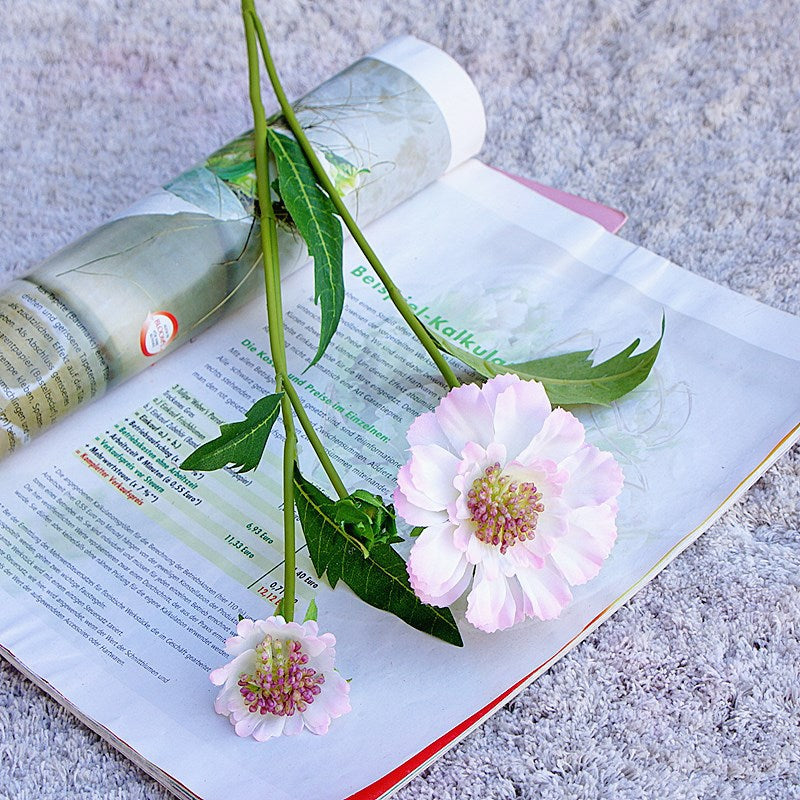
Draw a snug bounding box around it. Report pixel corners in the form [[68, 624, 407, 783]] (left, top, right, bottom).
[[1, 37, 799, 800]]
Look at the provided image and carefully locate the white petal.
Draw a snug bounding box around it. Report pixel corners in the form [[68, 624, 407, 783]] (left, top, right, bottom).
[[560, 444, 624, 508], [434, 382, 494, 453], [515, 561, 573, 621], [300, 634, 329, 660], [506, 541, 545, 569], [282, 712, 304, 736], [396, 462, 446, 513], [479, 373, 523, 411], [234, 712, 261, 738], [517, 407, 585, 466], [491, 379, 552, 461], [550, 503, 618, 585], [210, 650, 254, 690], [465, 533, 493, 565], [432, 564, 473, 606], [224, 618, 258, 655], [393, 483, 448, 527], [301, 698, 333, 735], [407, 522, 470, 601], [408, 444, 461, 508], [252, 714, 286, 741], [465, 565, 519, 632], [452, 521, 475, 550], [318, 672, 352, 718], [524, 506, 569, 558], [406, 409, 452, 450]]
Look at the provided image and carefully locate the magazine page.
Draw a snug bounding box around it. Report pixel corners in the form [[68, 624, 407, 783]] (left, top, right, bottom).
[[0, 159, 797, 800], [0, 35, 485, 460]]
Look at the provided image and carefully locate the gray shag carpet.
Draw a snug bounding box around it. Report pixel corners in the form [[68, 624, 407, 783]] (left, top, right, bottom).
[[1, 1, 799, 798]]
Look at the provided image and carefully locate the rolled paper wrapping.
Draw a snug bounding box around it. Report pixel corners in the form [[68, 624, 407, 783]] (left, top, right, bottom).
[[0, 36, 486, 459]]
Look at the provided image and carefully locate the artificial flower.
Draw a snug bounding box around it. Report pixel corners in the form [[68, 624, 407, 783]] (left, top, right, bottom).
[[210, 615, 350, 740], [394, 374, 623, 633]]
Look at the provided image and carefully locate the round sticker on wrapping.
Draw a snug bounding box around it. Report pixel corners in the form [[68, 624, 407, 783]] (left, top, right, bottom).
[[140, 311, 178, 357]]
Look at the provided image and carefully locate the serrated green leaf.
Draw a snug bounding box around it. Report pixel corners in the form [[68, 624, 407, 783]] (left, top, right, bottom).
[[293, 468, 463, 647], [267, 129, 344, 368], [427, 315, 665, 406], [179, 393, 282, 473]]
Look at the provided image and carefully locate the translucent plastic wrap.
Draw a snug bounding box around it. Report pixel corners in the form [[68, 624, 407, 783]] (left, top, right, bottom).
[[0, 36, 485, 458]]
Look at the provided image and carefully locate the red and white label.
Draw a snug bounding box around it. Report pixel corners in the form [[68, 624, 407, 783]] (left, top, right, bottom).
[[140, 311, 178, 357]]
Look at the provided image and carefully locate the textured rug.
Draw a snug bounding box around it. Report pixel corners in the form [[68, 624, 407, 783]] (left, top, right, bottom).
[[0, 0, 798, 798]]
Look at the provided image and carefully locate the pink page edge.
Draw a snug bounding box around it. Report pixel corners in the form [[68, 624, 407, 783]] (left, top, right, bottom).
[[494, 166, 628, 234]]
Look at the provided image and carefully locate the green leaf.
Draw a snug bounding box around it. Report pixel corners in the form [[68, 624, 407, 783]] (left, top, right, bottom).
[[329, 490, 403, 552], [274, 597, 287, 618], [267, 129, 344, 368], [303, 598, 318, 623], [180, 393, 282, 473], [427, 315, 665, 406], [409, 526, 425, 538], [293, 467, 463, 647]]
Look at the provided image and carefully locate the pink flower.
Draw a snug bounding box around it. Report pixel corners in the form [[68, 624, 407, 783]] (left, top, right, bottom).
[[394, 375, 623, 633], [210, 615, 350, 740]]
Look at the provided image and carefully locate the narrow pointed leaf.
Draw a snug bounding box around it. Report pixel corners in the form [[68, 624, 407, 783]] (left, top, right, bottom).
[[294, 468, 463, 647], [427, 315, 665, 406], [303, 597, 318, 623], [180, 393, 282, 473], [267, 129, 344, 367]]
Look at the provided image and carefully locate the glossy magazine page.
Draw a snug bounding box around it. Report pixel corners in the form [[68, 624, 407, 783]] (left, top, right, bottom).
[[0, 159, 797, 800]]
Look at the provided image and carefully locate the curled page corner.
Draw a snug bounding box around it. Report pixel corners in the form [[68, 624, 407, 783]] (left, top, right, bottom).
[[369, 35, 487, 172]]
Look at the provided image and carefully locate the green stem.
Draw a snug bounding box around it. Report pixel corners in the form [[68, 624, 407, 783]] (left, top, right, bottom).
[[283, 380, 348, 499], [250, 13, 461, 390], [279, 386, 297, 620], [243, 2, 299, 620]]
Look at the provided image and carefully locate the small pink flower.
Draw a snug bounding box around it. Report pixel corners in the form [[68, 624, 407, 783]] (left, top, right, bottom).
[[210, 615, 350, 740], [394, 375, 624, 633]]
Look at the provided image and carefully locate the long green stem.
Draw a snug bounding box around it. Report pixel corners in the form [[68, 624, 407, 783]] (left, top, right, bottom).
[[283, 380, 347, 498], [243, 2, 299, 620], [250, 14, 461, 390]]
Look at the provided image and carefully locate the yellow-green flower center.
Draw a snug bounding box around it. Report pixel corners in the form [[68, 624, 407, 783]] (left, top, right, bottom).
[[467, 462, 544, 554]]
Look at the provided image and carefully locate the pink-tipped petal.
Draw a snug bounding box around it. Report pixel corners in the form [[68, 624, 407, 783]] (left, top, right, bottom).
[[465, 564, 520, 632], [478, 372, 522, 410], [407, 522, 470, 601], [433, 382, 494, 454], [550, 503, 619, 585], [406, 409, 451, 450], [491, 378, 552, 461], [515, 561, 573, 621], [234, 713, 261, 739], [560, 444, 624, 508], [517, 407, 586, 466], [396, 462, 446, 513], [408, 444, 461, 508], [393, 484, 448, 527], [252, 714, 286, 742]]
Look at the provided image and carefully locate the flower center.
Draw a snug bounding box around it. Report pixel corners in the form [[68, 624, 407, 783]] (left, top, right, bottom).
[[238, 635, 324, 717], [467, 462, 544, 554]]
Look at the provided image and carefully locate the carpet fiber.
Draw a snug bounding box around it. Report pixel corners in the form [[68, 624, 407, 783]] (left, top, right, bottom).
[[0, 1, 798, 798]]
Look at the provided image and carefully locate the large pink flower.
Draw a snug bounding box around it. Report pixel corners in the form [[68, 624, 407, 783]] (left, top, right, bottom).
[[394, 375, 623, 633], [210, 615, 350, 740]]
